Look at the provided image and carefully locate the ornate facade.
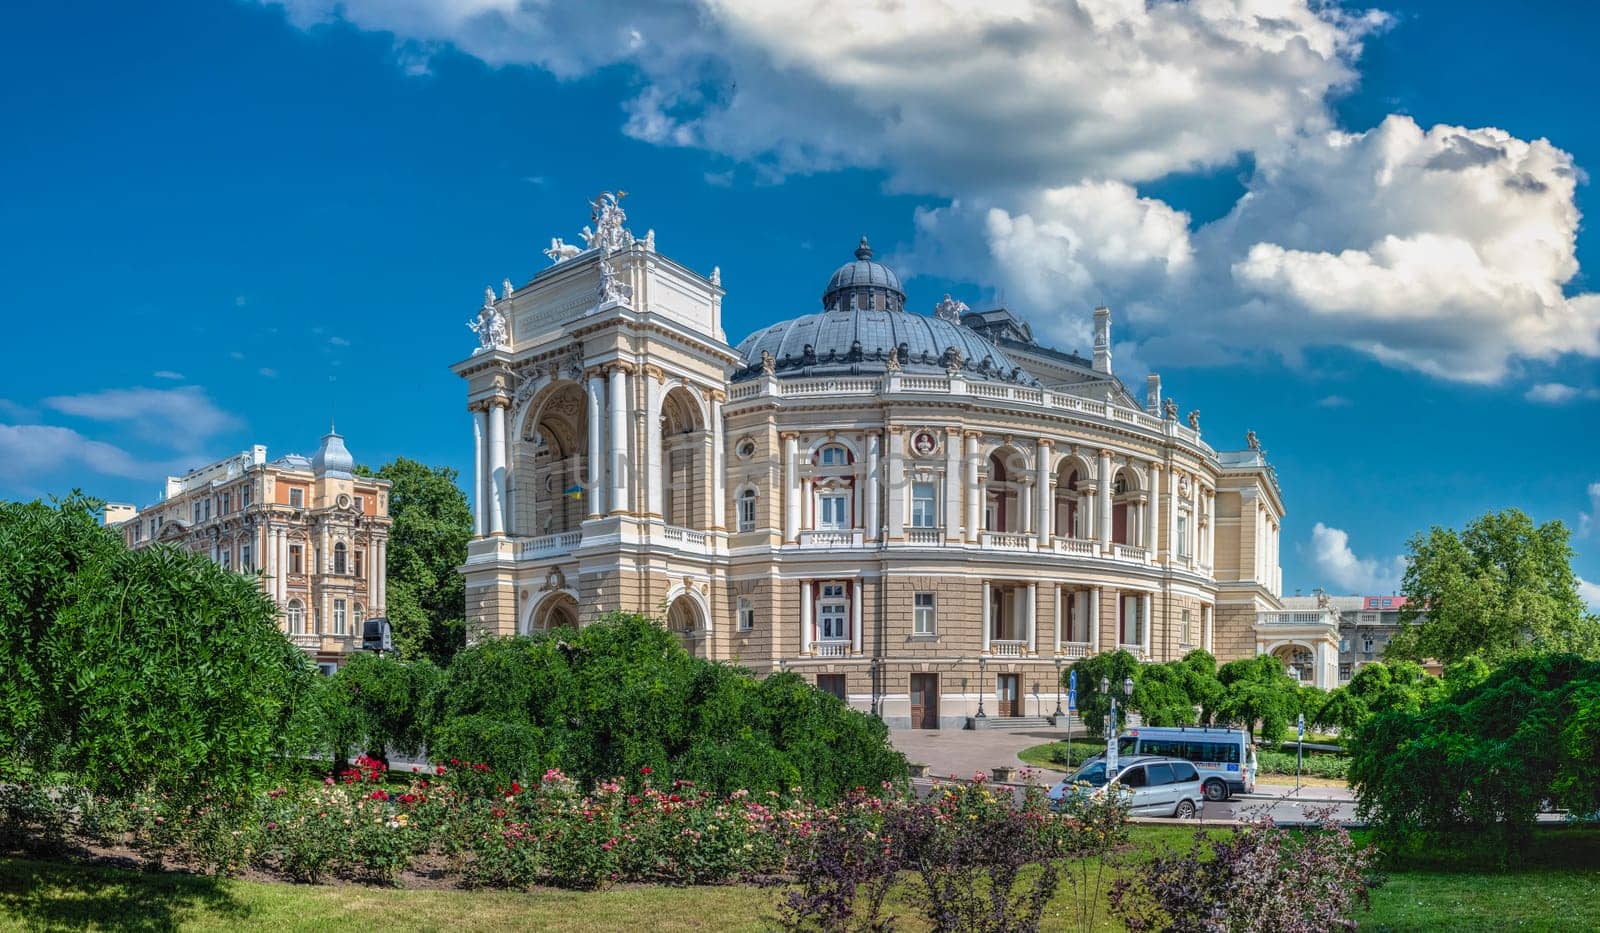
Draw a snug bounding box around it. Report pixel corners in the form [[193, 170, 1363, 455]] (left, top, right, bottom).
[[455, 196, 1298, 727], [111, 431, 391, 670]]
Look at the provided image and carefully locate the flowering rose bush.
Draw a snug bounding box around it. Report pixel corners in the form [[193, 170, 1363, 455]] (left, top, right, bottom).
[[259, 756, 428, 884]]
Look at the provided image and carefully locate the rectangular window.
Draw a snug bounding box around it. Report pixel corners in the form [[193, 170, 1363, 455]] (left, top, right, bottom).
[[149, 518, 158, 538], [1176, 513, 1190, 557], [221, 493, 231, 514], [354, 495, 364, 514], [355, 550, 365, 578], [817, 674, 847, 701], [288, 487, 304, 508], [289, 545, 303, 575], [910, 482, 937, 529], [913, 592, 936, 635], [818, 494, 849, 530], [1181, 608, 1193, 646], [737, 493, 757, 533], [204, 499, 212, 521], [193, 502, 202, 523], [1120, 594, 1143, 645], [333, 599, 347, 636], [737, 597, 755, 632], [353, 603, 364, 630], [219, 549, 231, 570], [241, 486, 251, 508], [241, 544, 252, 572], [818, 582, 849, 640]]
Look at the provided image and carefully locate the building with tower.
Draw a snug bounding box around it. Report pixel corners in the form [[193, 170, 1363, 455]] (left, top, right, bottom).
[[454, 194, 1318, 729], [110, 430, 391, 671]]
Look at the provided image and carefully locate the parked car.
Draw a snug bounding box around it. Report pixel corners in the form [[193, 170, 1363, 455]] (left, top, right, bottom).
[[1109, 726, 1257, 801], [1045, 755, 1206, 818]]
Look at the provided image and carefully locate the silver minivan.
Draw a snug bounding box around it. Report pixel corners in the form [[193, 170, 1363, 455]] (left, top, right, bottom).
[[1046, 755, 1207, 818]]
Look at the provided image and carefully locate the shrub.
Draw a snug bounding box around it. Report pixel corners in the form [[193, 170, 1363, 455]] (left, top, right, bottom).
[[1258, 750, 1351, 780], [318, 653, 442, 767], [1108, 808, 1381, 932], [772, 787, 903, 932]]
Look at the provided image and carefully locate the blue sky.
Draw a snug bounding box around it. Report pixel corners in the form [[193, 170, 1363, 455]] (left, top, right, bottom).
[[3, 0, 1599, 601]]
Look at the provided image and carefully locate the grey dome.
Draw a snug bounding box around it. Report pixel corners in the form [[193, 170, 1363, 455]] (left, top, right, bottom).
[[821, 236, 906, 312], [312, 429, 354, 479], [733, 306, 1039, 386]]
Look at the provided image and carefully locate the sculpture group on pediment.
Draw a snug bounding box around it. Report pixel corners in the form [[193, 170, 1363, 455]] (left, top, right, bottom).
[[1163, 397, 1178, 420], [1188, 409, 1201, 432], [933, 293, 969, 324], [467, 287, 509, 354]]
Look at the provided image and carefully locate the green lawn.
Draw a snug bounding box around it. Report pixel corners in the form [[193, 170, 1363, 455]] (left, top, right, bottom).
[[4, 828, 1598, 931]]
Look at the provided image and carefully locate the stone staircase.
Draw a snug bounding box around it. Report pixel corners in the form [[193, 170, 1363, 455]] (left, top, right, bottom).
[[969, 714, 1058, 731]]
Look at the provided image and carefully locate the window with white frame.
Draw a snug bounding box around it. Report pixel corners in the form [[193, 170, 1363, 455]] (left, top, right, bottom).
[[241, 543, 252, 572], [355, 550, 365, 578], [818, 492, 850, 530], [353, 603, 364, 631], [219, 548, 231, 570], [817, 444, 850, 467], [288, 487, 304, 508], [817, 582, 849, 640], [221, 492, 231, 514], [913, 592, 936, 635], [1181, 608, 1193, 646], [289, 544, 303, 575], [333, 598, 347, 635], [1176, 513, 1190, 557], [241, 486, 251, 508], [737, 489, 757, 532], [910, 482, 937, 529], [286, 600, 305, 635], [737, 597, 755, 631], [333, 542, 347, 574], [1120, 594, 1144, 646], [193, 502, 202, 523], [354, 495, 364, 513]]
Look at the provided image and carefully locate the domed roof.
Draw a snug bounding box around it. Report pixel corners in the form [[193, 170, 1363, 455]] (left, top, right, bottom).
[[822, 236, 905, 308], [312, 428, 354, 479]]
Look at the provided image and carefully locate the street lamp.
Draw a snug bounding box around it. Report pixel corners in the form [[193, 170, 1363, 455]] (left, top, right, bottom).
[[1104, 675, 1134, 776], [1052, 657, 1064, 719], [976, 656, 988, 719]]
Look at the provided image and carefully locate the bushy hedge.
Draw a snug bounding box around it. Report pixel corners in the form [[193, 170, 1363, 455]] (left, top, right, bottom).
[[1350, 653, 1600, 853], [427, 613, 907, 802], [1258, 750, 1351, 780]]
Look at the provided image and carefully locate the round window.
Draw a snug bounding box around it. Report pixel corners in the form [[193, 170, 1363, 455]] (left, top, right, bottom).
[[337, 493, 351, 509], [737, 439, 756, 459]]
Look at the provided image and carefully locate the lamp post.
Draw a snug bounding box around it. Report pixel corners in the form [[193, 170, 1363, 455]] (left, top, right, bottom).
[[1053, 657, 1064, 719], [976, 656, 988, 720], [1104, 674, 1134, 776]]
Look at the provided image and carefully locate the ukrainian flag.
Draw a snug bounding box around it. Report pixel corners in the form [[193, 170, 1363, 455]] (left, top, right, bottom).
[[563, 484, 584, 500]]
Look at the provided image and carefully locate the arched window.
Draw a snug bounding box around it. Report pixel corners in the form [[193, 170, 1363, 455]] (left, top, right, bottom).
[[286, 599, 305, 635], [737, 488, 757, 533], [333, 542, 347, 575], [816, 444, 852, 467], [353, 603, 365, 631]]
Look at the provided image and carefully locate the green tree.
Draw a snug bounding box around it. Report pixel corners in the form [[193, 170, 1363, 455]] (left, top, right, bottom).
[[0, 496, 314, 802], [356, 459, 471, 665], [318, 652, 441, 767], [1389, 508, 1600, 665], [1065, 650, 1140, 735], [1214, 654, 1298, 741]]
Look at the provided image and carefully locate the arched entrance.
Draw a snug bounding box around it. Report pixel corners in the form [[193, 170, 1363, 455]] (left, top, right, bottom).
[[665, 593, 705, 656], [528, 592, 580, 633], [1272, 643, 1315, 683], [516, 382, 588, 536]]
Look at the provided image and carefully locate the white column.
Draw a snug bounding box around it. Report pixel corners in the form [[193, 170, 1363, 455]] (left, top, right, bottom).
[[864, 433, 881, 540], [1089, 587, 1100, 653], [1035, 440, 1052, 546], [1169, 469, 1181, 563], [645, 375, 663, 518], [851, 581, 863, 655], [980, 580, 992, 654], [586, 374, 605, 518], [799, 580, 812, 654], [944, 429, 962, 542], [1143, 592, 1153, 659], [1026, 582, 1038, 655], [1204, 605, 1213, 653], [1052, 586, 1062, 654], [608, 367, 630, 514], [886, 430, 905, 539], [709, 393, 726, 530], [487, 400, 508, 536], [375, 539, 386, 612], [1097, 450, 1113, 547], [1147, 465, 1161, 554], [471, 408, 487, 536], [1019, 483, 1033, 535], [1077, 489, 1091, 539], [964, 433, 981, 542], [783, 433, 800, 542]]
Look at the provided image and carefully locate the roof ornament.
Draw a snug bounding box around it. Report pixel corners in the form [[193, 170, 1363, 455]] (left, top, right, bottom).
[[934, 293, 969, 324], [855, 235, 872, 261], [545, 238, 581, 264], [1246, 430, 1261, 451], [588, 190, 635, 309], [1163, 397, 1178, 420], [884, 347, 902, 374], [760, 350, 776, 376], [467, 286, 509, 354], [1188, 409, 1201, 432], [502, 278, 514, 300], [942, 345, 963, 376], [711, 265, 721, 286]]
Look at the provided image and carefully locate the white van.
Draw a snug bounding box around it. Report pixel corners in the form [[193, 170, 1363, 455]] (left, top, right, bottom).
[[1111, 727, 1257, 801]]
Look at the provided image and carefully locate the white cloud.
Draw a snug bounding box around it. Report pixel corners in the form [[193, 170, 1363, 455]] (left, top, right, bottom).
[[1580, 482, 1600, 537], [259, 367, 279, 378], [1316, 394, 1353, 408], [0, 423, 155, 484], [1579, 577, 1600, 612], [153, 370, 185, 381], [1526, 383, 1600, 404], [42, 386, 241, 449], [261, 1, 1600, 385], [329, 336, 350, 347], [1306, 522, 1405, 594]]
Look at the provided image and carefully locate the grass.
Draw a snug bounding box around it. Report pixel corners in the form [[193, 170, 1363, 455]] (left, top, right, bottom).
[[4, 827, 1598, 931]]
